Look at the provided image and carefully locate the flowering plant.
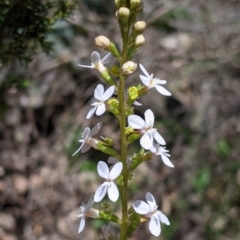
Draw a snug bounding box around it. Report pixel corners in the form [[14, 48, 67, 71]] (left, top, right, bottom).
[[74, 1, 173, 239]]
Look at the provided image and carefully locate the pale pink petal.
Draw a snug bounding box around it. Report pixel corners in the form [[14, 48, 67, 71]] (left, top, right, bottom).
[[86, 106, 97, 119], [94, 84, 104, 100], [140, 132, 153, 150], [161, 154, 174, 168], [153, 79, 167, 84], [78, 217, 85, 233], [72, 142, 84, 156], [146, 192, 157, 211], [139, 64, 150, 78], [139, 75, 150, 87], [128, 115, 147, 129], [149, 216, 161, 237], [102, 85, 115, 101], [90, 122, 103, 136], [97, 161, 109, 179], [108, 182, 119, 202], [96, 104, 106, 116], [81, 143, 91, 153], [77, 64, 93, 68], [82, 127, 90, 138], [155, 85, 171, 96], [109, 162, 123, 180], [144, 109, 154, 127], [94, 183, 108, 202], [102, 52, 112, 64], [91, 51, 101, 65], [85, 195, 94, 210], [152, 131, 166, 145], [133, 200, 150, 214], [158, 211, 170, 225]]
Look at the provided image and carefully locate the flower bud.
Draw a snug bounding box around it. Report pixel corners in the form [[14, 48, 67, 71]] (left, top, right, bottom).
[[115, 0, 121, 8], [134, 21, 146, 32], [128, 86, 139, 100], [95, 35, 111, 50], [130, 0, 143, 11], [135, 34, 145, 47], [118, 7, 130, 19], [122, 61, 137, 75]]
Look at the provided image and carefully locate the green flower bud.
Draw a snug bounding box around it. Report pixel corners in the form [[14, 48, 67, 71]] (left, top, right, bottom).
[[127, 133, 141, 143], [128, 86, 139, 100], [96, 142, 118, 156]]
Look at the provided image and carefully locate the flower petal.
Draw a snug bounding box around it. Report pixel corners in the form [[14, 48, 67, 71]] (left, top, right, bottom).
[[139, 75, 150, 87], [91, 51, 101, 65], [161, 154, 174, 168], [94, 183, 108, 202], [81, 143, 91, 153], [96, 104, 106, 116], [82, 127, 90, 139], [86, 106, 97, 119], [72, 142, 84, 156], [78, 217, 85, 234], [144, 109, 154, 127], [152, 131, 166, 145], [102, 86, 115, 101], [90, 122, 103, 136], [149, 216, 161, 237], [158, 211, 170, 225], [140, 132, 153, 150], [94, 84, 104, 100], [146, 192, 157, 211], [155, 85, 171, 96], [77, 64, 93, 68], [128, 115, 147, 129], [108, 182, 119, 202], [85, 195, 94, 211], [97, 161, 109, 179], [102, 52, 112, 64], [109, 162, 123, 180], [139, 64, 150, 78], [133, 200, 150, 214], [133, 101, 142, 106]]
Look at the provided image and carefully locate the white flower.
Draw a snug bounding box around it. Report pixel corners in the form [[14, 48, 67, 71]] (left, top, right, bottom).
[[128, 109, 166, 150], [86, 84, 115, 119], [72, 122, 102, 156], [139, 64, 171, 96], [133, 192, 170, 237], [78, 51, 112, 73], [77, 195, 99, 234], [94, 161, 123, 202], [150, 144, 174, 168]]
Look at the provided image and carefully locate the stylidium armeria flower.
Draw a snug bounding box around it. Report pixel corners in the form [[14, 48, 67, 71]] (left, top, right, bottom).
[[150, 144, 174, 168], [86, 84, 115, 119], [139, 64, 171, 96], [94, 161, 123, 202], [133, 192, 170, 237], [128, 109, 166, 150], [77, 195, 99, 234], [72, 122, 102, 156], [78, 51, 112, 73]]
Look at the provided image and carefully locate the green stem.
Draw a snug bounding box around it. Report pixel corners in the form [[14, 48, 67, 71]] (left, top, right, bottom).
[[119, 25, 130, 240]]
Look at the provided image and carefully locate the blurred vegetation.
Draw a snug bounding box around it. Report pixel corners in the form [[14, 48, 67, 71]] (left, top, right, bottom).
[[0, 0, 78, 65]]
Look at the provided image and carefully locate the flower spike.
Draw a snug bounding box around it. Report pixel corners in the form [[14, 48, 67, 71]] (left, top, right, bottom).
[[139, 64, 171, 96]]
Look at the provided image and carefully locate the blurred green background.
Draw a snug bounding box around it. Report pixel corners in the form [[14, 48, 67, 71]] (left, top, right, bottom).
[[0, 0, 240, 240]]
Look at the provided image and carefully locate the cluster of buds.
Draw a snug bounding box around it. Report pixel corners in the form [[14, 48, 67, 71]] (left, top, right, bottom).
[[74, 0, 174, 239]]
